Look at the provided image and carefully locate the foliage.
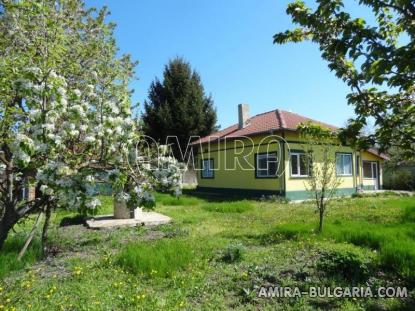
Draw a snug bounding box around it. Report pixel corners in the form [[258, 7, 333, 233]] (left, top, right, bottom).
[[316, 244, 374, 282], [201, 200, 253, 213], [116, 239, 193, 277], [220, 243, 245, 263], [0, 0, 184, 249], [298, 122, 342, 232], [0, 0, 138, 249], [384, 168, 415, 191], [142, 57, 217, 160], [275, 0, 415, 159]]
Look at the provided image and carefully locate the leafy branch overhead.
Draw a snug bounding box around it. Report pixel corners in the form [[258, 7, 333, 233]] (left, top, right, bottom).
[[275, 0, 415, 159]]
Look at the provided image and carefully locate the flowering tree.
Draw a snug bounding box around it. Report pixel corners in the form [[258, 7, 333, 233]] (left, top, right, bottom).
[[0, 0, 182, 251]]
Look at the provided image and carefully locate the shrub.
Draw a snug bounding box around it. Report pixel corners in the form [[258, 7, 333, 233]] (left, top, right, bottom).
[[316, 244, 374, 282], [201, 201, 253, 213], [384, 169, 415, 191], [220, 244, 245, 263], [116, 239, 193, 277]]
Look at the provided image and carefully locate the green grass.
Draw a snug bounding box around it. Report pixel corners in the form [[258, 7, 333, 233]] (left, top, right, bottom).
[[153, 192, 203, 206], [116, 239, 194, 277], [201, 200, 253, 213], [1, 193, 415, 310], [272, 219, 415, 282], [0, 236, 42, 279]]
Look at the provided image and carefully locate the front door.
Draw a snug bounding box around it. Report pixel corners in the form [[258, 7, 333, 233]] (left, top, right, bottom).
[[371, 162, 379, 190]]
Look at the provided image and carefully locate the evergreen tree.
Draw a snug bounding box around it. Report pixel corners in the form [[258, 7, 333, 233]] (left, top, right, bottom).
[[142, 57, 217, 160]]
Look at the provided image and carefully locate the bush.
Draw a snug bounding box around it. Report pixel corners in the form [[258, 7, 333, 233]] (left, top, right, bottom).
[[383, 169, 415, 191], [201, 201, 253, 213], [116, 239, 193, 277], [316, 244, 374, 282], [220, 244, 245, 263]]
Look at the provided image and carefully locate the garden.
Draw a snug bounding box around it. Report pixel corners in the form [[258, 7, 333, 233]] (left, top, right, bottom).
[[1, 192, 414, 310]]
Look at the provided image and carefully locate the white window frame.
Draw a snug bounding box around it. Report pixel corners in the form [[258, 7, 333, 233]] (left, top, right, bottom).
[[290, 152, 311, 177], [255, 153, 278, 178], [336, 153, 353, 176], [201, 159, 214, 178]]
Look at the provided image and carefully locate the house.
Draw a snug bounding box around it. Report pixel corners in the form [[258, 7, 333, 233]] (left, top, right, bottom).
[[191, 104, 388, 200]]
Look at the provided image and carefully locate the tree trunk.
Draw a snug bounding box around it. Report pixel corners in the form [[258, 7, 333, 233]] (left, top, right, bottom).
[[0, 206, 18, 250], [318, 207, 324, 233], [41, 203, 52, 256]]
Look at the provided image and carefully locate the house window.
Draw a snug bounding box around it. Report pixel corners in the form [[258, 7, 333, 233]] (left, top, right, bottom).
[[255, 153, 277, 178], [201, 159, 214, 178], [363, 161, 373, 178], [356, 156, 360, 176], [290, 153, 311, 177], [336, 153, 352, 176]]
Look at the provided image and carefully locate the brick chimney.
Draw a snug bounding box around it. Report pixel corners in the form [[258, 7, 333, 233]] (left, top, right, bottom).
[[238, 103, 249, 129]]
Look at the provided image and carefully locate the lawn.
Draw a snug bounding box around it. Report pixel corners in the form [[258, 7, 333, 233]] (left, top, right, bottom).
[[0, 192, 414, 310]]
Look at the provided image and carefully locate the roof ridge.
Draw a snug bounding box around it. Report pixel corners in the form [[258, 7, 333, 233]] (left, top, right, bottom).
[[275, 109, 286, 129], [250, 108, 277, 118]]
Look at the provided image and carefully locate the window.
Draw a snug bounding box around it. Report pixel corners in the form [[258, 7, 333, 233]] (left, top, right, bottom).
[[356, 156, 360, 176], [255, 153, 277, 178], [363, 161, 373, 178], [290, 153, 311, 177], [201, 159, 214, 178], [336, 153, 352, 176]]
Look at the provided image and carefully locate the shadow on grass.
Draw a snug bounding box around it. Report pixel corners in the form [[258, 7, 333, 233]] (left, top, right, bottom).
[[182, 188, 273, 202]]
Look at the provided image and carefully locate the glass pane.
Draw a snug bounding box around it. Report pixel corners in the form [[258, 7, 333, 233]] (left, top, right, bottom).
[[372, 163, 377, 178], [343, 155, 352, 175], [291, 154, 298, 175], [336, 155, 343, 175], [268, 159, 277, 176], [356, 156, 360, 176], [299, 154, 309, 176], [363, 162, 372, 178], [258, 156, 267, 170]]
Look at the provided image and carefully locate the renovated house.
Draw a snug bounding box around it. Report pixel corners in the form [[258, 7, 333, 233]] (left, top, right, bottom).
[[191, 104, 388, 200]]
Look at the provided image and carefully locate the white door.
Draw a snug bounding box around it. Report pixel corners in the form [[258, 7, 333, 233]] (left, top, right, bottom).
[[371, 162, 379, 190]]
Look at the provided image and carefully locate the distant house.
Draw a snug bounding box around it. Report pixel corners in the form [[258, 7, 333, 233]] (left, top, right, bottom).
[[191, 104, 388, 200]]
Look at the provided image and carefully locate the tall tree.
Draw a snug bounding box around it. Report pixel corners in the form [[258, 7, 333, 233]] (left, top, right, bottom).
[[274, 0, 415, 160], [142, 57, 217, 160], [0, 0, 183, 251], [0, 0, 137, 250]]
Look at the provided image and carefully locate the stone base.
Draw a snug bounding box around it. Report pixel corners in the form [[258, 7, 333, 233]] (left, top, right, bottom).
[[86, 212, 171, 229]]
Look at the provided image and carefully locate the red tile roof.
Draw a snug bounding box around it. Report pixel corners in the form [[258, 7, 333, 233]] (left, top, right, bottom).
[[366, 148, 389, 160], [191, 109, 338, 145]]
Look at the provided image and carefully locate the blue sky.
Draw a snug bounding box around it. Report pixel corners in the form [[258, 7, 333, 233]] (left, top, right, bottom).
[[86, 0, 362, 129]]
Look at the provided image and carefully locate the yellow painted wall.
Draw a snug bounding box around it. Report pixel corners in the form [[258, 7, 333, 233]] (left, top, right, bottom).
[[195, 131, 385, 193], [283, 139, 356, 191], [196, 134, 284, 191]]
